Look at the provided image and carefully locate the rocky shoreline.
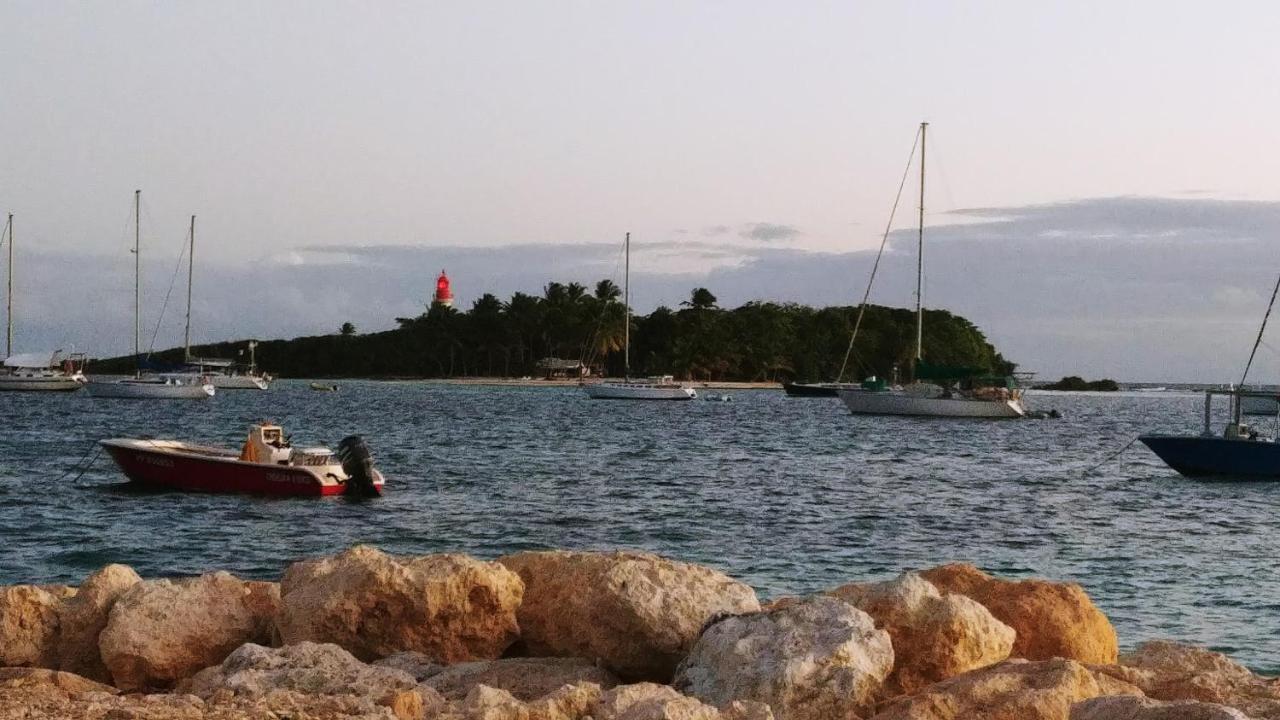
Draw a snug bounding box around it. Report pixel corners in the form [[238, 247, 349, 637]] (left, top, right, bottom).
[[0, 546, 1271, 719]]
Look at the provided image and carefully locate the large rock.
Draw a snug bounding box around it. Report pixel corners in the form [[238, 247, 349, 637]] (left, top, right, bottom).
[[920, 564, 1118, 664], [0, 585, 65, 667], [98, 572, 279, 690], [596, 683, 774, 720], [277, 545, 523, 662], [831, 572, 1016, 695], [869, 658, 1143, 720], [182, 641, 417, 700], [1071, 695, 1254, 719], [1095, 641, 1280, 719], [0, 667, 118, 695], [500, 550, 760, 681], [675, 595, 893, 720], [54, 564, 142, 682], [424, 656, 620, 701]]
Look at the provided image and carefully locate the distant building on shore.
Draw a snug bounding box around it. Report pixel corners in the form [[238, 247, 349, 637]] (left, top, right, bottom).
[[433, 270, 454, 308]]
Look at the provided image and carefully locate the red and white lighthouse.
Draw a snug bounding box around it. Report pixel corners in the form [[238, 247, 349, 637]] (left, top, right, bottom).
[[433, 269, 454, 308]]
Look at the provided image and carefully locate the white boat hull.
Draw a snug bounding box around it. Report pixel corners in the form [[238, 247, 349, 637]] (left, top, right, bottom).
[[583, 382, 697, 400], [211, 374, 269, 390], [0, 373, 85, 392], [1240, 395, 1280, 416], [838, 389, 1025, 418], [86, 378, 215, 399]]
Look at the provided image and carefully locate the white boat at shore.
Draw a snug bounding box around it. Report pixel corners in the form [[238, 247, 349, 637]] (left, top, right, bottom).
[[838, 123, 1026, 419], [86, 374, 214, 399], [86, 193, 215, 400], [179, 229, 270, 390], [582, 232, 696, 401]]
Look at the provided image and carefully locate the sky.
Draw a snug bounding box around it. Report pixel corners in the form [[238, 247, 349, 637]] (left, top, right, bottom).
[[1, 2, 1279, 381]]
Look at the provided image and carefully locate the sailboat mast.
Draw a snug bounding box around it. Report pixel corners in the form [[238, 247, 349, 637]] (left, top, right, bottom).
[[5, 213, 12, 359], [184, 215, 195, 362], [134, 190, 141, 360], [915, 122, 927, 363], [623, 231, 630, 380]]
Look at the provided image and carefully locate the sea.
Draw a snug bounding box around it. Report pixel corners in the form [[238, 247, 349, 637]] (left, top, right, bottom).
[[2, 383, 1278, 671]]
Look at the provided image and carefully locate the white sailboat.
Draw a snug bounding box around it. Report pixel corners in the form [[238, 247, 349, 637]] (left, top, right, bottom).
[[179, 221, 270, 390], [85, 194, 214, 400], [838, 123, 1025, 419], [0, 214, 87, 391], [583, 232, 696, 401]]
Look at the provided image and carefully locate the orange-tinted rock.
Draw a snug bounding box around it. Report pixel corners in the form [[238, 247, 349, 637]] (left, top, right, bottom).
[[500, 550, 760, 681], [1071, 695, 1254, 719], [1095, 640, 1280, 718], [277, 545, 523, 663], [423, 657, 620, 701], [55, 563, 142, 682], [920, 564, 1118, 664], [0, 585, 64, 667]]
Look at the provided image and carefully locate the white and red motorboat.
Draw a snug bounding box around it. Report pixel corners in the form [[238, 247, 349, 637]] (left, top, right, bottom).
[[100, 424, 385, 497]]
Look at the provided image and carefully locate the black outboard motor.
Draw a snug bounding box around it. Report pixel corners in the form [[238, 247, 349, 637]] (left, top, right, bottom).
[[337, 435, 380, 497]]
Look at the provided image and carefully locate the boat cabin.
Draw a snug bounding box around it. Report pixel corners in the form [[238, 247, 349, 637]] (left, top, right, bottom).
[[240, 424, 292, 464]]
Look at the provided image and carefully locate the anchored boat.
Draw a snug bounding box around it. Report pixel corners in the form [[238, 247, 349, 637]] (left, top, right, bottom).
[[1141, 389, 1280, 479], [100, 424, 384, 496]]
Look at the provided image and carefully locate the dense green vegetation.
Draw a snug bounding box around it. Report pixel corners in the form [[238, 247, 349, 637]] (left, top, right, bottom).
[[1036, 376, 1119, 391], [91, 282, 1015, 381]]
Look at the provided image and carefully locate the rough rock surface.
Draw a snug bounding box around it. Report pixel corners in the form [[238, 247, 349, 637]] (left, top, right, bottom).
[[500, 550, 760, 681], [830, 572, 1015, 694], [920, 563, 1118, 664], [0, 584, 64, 667], [596, 683, 774, 720], [374, 650, 446, 681], [54, 563, 142, 682], [675, 595, 893, 720], [182, 642, 418, 700], [0, 666, 118, 695], [98, 572, 280, 691], [1071, 695, 1254, 719], [277, 545, 523, 662], [869, 658, 1143, 720], [424, 656, 620, 701], [1095, 641, 1280, 719]]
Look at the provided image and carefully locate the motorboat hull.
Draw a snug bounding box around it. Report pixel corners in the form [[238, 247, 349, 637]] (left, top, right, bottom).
[[0, 373, 84, 391], [1140, 435, 1280, 479], [783, 382, 861, 397], [583, 383, 696, 400], [86, 378, 214, 399], [838, 389, 1026, 418], [211, 374, 269, 390], [100, 439, 384, 496]]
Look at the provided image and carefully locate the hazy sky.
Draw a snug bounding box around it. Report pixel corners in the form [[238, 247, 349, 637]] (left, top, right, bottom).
[[2, 2, 1279, 381]]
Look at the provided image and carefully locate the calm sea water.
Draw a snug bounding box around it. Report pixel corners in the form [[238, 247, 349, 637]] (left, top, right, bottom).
[[2, 383, 1277, 671]]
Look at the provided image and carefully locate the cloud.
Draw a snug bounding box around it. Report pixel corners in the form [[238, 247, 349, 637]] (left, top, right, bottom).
[[739, 222, 801, 242], [702, 225, 732, 237], [10, 196, 1280, 382]]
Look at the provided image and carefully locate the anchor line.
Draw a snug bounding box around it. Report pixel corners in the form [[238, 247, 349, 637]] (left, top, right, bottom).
[[1082, 436, 1140, 477]]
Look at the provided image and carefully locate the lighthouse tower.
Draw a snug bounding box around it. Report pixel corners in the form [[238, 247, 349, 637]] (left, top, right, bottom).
[[433, 269, 454, 308]]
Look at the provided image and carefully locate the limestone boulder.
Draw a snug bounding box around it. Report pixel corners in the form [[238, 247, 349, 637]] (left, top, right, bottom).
[[424, 656, 620, 701], [451, 682, 605, 720], [1095, 641, 1280, 719], [869, 658, 1143, 720], [182, 641, 417, 701], [0, 584, 65, 667], [0, 667, 118, 695], [54, 563, 142, 682], [499, 550, 760, 681], [374, 650, 446, 681], [831, 572, 1015, 695], [675, 595, 893, 720], [920, 564, 1118, 664], [1071, 695, 1254, 720], [596, 682, 774, 720], [98, 572, 279, 690], [277, 545, 523, 662]]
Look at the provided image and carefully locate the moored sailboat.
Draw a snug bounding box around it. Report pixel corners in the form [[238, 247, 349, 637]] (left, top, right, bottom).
[[85, 194, 214, 399], [582, 233, 696, 401], [0, 214, 89, 391], [837, 123, 1025, 419]]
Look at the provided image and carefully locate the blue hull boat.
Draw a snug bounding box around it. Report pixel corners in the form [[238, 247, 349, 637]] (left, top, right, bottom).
[[1139, 434, 1280, 479]]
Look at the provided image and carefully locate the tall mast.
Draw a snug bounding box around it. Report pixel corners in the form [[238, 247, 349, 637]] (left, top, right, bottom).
[[915, 122, 927, 363], [134, 190, 141, 360], [623, 231, 630, 380], [184, 215, 195, 362], [5, 213, 12, 359]]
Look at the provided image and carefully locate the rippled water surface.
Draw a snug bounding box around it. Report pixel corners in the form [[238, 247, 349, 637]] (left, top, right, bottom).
[[3, 383, 1278, 670]]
